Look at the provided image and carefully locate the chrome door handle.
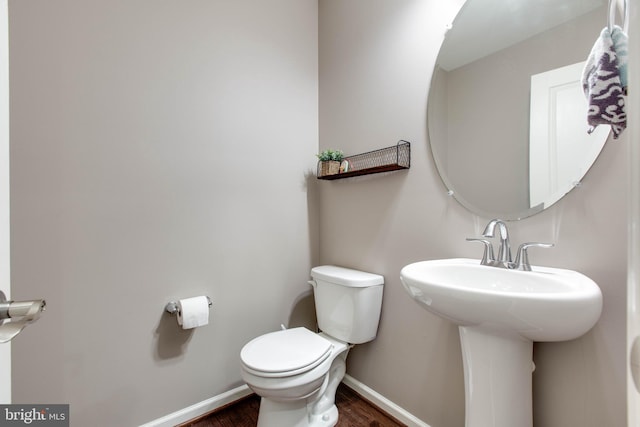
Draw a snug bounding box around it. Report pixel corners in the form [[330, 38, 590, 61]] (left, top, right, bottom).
[[0, 291, 46, 343]]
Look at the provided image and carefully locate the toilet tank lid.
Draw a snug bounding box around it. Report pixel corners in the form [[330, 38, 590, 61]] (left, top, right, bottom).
[[311, 265, 384, 287]]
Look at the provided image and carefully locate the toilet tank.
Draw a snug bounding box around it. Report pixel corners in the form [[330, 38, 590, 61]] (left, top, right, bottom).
[[310, 265, 384, 344]]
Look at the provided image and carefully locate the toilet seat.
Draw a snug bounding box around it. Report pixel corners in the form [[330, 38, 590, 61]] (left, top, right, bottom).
[[241, 327, 333, 378]]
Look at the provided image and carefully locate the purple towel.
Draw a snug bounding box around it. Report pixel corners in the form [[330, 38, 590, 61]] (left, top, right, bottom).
[[581, 26, 626, 139]]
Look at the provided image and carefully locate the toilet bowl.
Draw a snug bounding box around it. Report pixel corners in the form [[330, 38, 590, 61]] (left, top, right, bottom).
[[241, 328, 349, 426], [239, 265, 384, 427]]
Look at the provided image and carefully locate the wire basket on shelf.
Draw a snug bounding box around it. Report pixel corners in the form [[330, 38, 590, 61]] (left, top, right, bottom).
[[316, 140, 410, 180]]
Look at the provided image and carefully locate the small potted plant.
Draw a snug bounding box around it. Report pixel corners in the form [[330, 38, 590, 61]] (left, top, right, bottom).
[[317, 149, 344, 176]]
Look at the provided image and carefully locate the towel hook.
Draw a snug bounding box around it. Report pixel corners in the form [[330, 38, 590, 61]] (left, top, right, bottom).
[[608, 0, 629, 32]]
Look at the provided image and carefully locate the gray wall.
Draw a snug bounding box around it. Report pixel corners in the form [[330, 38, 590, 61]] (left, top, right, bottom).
[[319, 1, 626, 427], [9, 1, 318, 426], [8, 1, 628, 427]]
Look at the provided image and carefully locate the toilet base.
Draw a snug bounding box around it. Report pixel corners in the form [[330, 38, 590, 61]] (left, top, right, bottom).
[[255, 342, 348, 427], [257, 398, 338, 427]]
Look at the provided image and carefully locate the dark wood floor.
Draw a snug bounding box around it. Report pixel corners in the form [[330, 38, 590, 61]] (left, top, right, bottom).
[[180, 383, 406, 427]]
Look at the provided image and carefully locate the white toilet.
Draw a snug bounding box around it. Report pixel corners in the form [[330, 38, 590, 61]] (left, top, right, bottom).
[[240, 265, 384, 427]]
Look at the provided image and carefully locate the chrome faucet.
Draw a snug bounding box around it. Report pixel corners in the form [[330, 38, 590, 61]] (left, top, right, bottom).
[[513, 242, 554, 271], [482, 219, 512, 268], [467, 219, 554, 270]]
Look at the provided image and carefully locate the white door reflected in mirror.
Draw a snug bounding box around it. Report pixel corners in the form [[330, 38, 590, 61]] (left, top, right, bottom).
[[529, 61, 609, 209]]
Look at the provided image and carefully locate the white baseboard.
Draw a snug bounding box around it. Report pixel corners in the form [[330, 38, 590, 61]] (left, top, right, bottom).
[[342, 374, 431, 427], [138, 384, 252, 427], [140, 376, 430, 427]]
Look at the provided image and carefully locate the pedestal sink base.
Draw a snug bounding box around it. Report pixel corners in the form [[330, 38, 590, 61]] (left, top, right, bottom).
[[459, 326, 533, 427], [400, 258, 603, 427]]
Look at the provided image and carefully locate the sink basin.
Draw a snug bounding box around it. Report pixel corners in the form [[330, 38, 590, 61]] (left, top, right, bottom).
[[400, 258, 602, 341], [400, 258, 603, 427]]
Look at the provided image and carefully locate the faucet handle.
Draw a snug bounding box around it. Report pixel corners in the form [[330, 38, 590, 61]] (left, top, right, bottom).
[[514, 242, 554, 271], [466, 238, 495, 265]]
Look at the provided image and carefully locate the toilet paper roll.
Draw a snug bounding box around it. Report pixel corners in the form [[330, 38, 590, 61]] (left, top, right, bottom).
[[177, 296, 209, 329]]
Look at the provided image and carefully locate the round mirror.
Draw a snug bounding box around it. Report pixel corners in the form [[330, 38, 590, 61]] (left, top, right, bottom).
[[428, 0, 611, 220]]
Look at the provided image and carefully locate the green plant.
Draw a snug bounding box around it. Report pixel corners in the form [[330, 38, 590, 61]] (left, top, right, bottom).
[[316, 149, 344, 162]]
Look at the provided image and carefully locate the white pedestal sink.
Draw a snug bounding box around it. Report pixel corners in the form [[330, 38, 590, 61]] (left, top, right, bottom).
[[400, 258, 602, 427]]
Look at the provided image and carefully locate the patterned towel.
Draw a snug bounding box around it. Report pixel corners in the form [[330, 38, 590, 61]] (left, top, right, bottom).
[[581, 25, 627, 139], [611, 26, 628, 91]]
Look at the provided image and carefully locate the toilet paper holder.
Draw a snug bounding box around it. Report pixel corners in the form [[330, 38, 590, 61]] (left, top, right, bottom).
[[165, 296, 212, 316]]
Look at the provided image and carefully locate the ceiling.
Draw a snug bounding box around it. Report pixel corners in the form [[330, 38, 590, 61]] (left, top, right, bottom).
[[437, 0, 606, 71]]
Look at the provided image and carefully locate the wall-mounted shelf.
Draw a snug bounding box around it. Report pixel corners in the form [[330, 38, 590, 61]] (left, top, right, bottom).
[[317, 140, 410, 180]]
